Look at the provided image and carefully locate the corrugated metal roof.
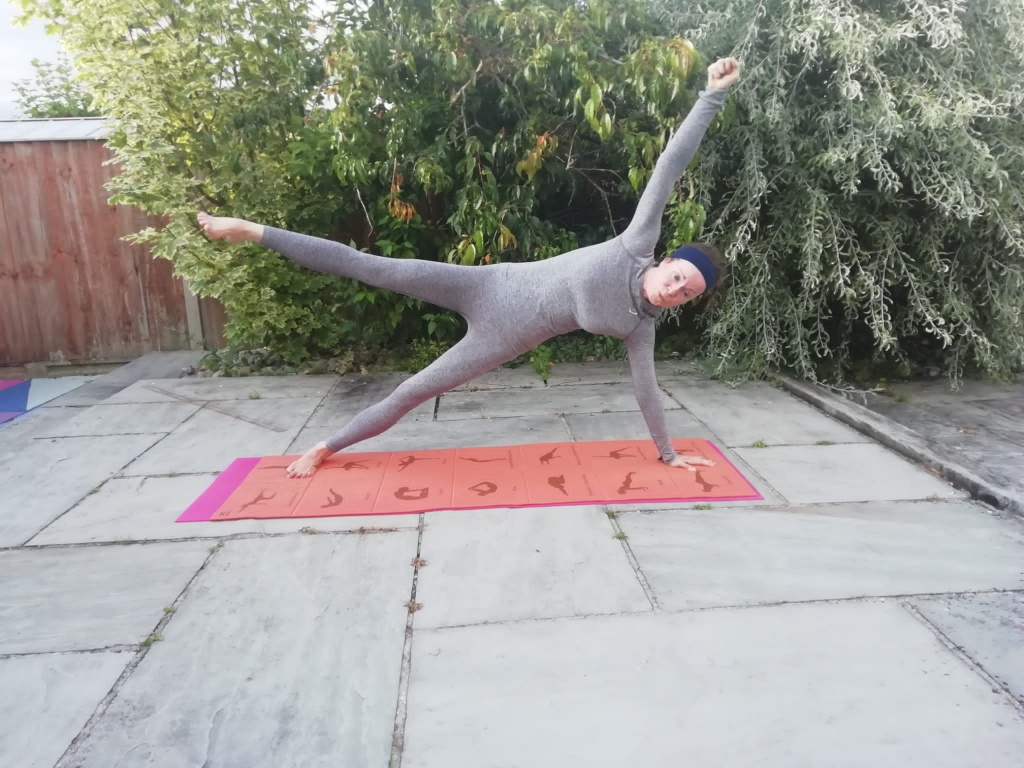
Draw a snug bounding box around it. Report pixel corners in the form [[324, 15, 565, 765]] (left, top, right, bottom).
[[0, 118, 110, 143]]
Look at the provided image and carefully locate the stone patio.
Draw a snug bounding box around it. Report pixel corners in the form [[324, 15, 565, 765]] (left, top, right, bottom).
[[1, 362, 1022, 767]]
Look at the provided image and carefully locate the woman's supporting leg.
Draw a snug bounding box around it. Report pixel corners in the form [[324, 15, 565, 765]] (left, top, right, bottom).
[[286, 330, 516, 476]]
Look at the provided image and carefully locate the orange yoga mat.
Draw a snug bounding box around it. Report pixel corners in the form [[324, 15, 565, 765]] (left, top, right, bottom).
[[177, 439, 761, 522]]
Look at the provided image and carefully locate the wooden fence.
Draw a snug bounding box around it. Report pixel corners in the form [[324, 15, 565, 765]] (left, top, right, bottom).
[[0, 129, 225, 366]]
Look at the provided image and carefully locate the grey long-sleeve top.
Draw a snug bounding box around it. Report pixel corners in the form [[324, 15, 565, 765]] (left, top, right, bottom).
[[499, 88, 727, 462]]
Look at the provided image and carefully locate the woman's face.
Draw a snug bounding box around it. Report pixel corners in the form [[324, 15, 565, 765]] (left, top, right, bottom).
[[643, 258, 707, 308]]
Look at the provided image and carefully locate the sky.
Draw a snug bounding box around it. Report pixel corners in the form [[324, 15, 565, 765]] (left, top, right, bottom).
[[0, 0, 64, 119]]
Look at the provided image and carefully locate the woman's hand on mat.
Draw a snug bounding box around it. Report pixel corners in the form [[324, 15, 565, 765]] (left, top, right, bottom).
[[707, 58, 741, 91], [666, 454, 716, 471]]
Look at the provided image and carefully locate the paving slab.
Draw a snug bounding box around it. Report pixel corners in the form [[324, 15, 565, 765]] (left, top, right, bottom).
[[564, 407, 714, 442], [546, 360, 700, 387], [0, 542, 209, 653], [104, 375, 336, 404], [619, 501, 1024, 610], [437, 383, 680, 421], [119, 397, 320, 476], [454, 365, 545, 390], [854, 383, 1024, 512], [911, 591, 1024, 705], [307, 375, 433, 427], [544, 361, 631, 386], [660, 378, 867, 447], [779, 377, 1024, 514], [734, 443, 964, 504], [290, 413, 570, 454], [863, 399, 1024, 458], [404, 602, 1024, 767], [883, 377, 1024, 405], [970, 400, 1024, 447], [0, 433, 163, 547], [22, 375, 95, 410], [0, 651, 132, 768], [416, 505, 650, 628], [867, 401, 1013, 446], [950, 444, 1024, 495], [42, 351, 205, 407], [67, 534, 416, 768], [0, 405, 88, 458], [31, 401, 201, 438], [28, 474, 417, 544], [451, 361, 700, 391]]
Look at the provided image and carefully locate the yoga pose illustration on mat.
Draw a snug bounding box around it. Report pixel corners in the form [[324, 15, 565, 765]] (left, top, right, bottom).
[[199, 58, 741, 479]]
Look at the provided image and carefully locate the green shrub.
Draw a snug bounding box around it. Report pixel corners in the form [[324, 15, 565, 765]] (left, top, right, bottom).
[[23, 0, 717, 362]]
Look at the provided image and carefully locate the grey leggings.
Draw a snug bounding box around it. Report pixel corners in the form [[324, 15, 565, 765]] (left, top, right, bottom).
[[261, 227, 519, 452]]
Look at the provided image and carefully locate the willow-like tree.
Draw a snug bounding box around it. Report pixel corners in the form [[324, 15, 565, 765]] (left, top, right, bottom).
[[652, 0, 1024, 382]]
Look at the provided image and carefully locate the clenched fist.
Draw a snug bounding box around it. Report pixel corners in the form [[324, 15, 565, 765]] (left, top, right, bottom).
[[707, 57, 741, 91]]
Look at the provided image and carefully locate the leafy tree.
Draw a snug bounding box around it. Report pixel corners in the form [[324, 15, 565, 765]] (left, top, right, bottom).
[[651, 0, 1024, 382], [19, 0, 715, 361], [14, 53, 99, 118]]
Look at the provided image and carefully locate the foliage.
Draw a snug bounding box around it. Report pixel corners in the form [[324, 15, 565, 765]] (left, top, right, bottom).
[[20, 0, 712, 361], [407, 338, 451, 372], [13, 53, 99, 117], [528, 343, 554, 381], [651, 0, 1024, 383], [548, 332, 627, 362]]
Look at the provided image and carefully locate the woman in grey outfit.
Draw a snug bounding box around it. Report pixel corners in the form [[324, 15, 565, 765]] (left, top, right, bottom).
[[199, 57, 741, 478]]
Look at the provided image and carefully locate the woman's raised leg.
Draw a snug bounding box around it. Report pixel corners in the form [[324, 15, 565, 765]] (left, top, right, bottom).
[[198, 213, 495, 315]]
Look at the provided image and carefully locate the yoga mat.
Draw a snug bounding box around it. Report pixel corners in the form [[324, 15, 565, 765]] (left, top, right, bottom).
[[178, 439, 762, 522], [0, 381, 30, 412], [0, 378, 91, 426]]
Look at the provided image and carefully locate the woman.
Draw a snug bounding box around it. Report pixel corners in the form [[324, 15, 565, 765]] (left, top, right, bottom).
[[199, 57, 741, 478]]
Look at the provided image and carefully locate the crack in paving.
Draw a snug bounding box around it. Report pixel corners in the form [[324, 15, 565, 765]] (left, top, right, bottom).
[[420, 588, 1024, 633], [52, 543, 225, 768], [124, 383, 303, 432], [902, 600, 1024, 714], [389, 514, 426, 768], [605, 509, 659, 611], [6, 526, 407, 552], [0, 644, 139, 661], [12, 432, 175, 548], [4, 494, 1012, 554]]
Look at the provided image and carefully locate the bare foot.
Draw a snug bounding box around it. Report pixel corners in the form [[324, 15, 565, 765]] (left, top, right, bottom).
[[197, 212, 264, 244], [287, 441, 332, 478]]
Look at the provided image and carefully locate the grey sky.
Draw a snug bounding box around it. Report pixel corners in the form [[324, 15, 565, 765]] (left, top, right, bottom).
[[0, 0, 63, 119]]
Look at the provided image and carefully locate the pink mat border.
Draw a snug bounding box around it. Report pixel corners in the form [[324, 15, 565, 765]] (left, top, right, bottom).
[[0, 380, 24, 392], [176, 457, 261, 522], [177, 442, 762, 523]]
